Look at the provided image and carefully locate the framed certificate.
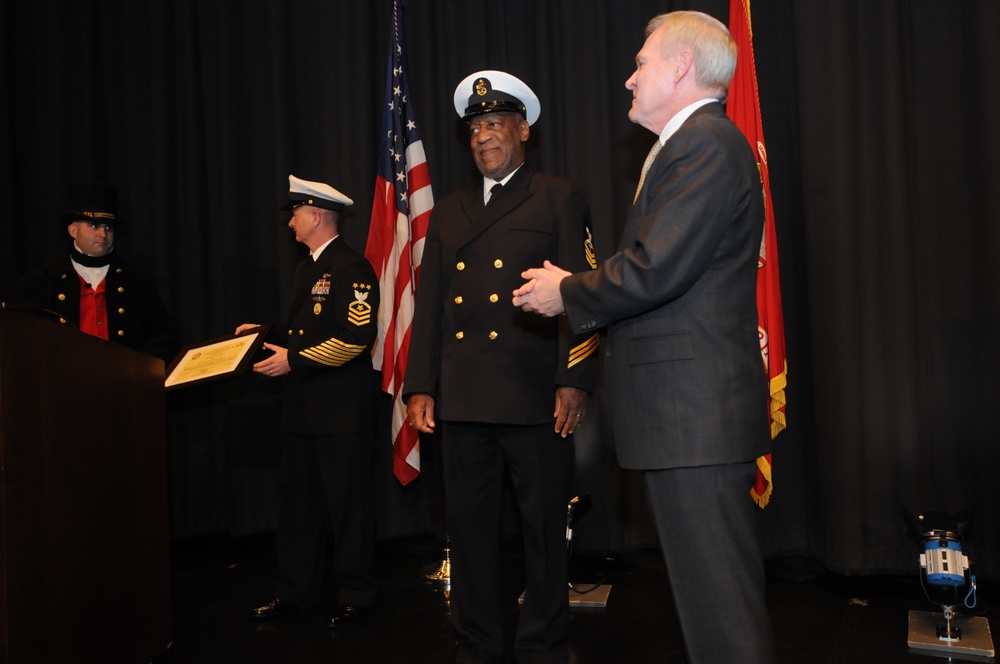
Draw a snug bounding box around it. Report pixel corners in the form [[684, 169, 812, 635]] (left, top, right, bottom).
[[165, 325, 271, 390]]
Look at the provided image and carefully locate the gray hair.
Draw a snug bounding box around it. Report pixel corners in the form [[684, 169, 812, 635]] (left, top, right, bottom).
[[646, 11, 737, 95]]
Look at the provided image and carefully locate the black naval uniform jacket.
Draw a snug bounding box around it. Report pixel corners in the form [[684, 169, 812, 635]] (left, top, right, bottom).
[[14, 249, 175, 362], [405, 163, 600, 423], [280, 237, 380, 437]]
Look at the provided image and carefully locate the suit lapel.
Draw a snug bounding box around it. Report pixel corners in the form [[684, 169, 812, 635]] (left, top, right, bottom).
[[630, 103, 724, 215], [641, 102, 725, 196]]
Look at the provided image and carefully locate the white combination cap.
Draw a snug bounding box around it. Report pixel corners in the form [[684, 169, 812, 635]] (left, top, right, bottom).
[[453, 70, 540, 126], [281, 174, 354, 212]]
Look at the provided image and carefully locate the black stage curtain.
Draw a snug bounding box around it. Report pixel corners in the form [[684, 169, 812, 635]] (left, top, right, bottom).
[[2, 1, 997, 580]]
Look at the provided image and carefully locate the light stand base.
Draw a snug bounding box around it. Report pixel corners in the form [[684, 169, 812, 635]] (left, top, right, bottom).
[[422, 547, 451, 596], [423, 557, 451, 582], [568, 583, 612, 607], [518, 584, 612, 608], [908, 610, 995, 660]]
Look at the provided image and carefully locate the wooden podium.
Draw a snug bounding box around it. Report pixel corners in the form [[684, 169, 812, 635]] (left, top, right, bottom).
[[0, 306, 171, 663]]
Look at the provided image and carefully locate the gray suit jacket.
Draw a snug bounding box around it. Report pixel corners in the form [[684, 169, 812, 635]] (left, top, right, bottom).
[[562, 103, 770, 470]]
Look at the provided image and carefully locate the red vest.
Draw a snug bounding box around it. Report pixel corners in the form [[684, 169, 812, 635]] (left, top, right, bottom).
[[77, 274, 109, 341]]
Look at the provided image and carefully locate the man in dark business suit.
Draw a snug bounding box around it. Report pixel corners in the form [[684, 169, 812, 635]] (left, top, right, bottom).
[[405, 71, 599, 663], [514, 12, 777, 664], [238, 175, 380, 628]]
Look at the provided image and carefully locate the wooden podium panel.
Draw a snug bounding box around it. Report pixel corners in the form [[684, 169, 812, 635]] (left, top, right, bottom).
[[0, 309, 171, 663]]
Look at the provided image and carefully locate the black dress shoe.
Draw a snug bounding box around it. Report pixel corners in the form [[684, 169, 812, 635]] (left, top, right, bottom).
[[252, 598, 293, 619], [327, 605, 366, 627]]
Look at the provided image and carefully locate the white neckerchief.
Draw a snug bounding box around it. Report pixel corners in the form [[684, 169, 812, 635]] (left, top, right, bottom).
[[70, 243, 111, 288]]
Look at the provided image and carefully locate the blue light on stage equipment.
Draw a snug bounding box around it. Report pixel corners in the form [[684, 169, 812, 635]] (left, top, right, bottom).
[[921, 534, 969, 587], [903, 507, 995, 658]]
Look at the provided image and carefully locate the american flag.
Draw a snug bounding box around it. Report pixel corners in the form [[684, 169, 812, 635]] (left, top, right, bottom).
[[365, 0, 433, 486]]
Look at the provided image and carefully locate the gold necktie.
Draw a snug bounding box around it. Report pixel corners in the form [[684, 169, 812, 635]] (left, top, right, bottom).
[[634, 140, 662, 203]]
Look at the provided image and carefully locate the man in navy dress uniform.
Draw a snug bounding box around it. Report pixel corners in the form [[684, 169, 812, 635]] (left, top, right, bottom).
[[239, 175, 380, 628], [405, 71, 600, 663]]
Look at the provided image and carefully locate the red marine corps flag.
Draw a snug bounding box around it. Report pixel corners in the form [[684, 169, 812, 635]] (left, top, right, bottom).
[[726, 0, 788, 508], [365, 0, 434, 485]]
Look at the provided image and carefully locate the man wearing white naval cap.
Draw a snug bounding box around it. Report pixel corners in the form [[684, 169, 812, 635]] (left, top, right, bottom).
[[237, 174, 380, 628], [405, 71, 600, 663]]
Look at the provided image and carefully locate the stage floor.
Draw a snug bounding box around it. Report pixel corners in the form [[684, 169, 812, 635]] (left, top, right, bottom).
[[152, 534, 997, 663]]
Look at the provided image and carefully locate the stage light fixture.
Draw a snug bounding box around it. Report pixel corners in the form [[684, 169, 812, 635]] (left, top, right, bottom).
[[903, 509, 994, 660]]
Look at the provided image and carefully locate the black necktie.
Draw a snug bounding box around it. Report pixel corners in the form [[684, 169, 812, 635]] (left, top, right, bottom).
[[486, 182, 502, 205]]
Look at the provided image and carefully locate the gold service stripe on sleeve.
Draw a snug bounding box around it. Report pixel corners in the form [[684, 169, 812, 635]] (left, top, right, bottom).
[[299, 337, 368, 367], [567, 333, 600, 368]]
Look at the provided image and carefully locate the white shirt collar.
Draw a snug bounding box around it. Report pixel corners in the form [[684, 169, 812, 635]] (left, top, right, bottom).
[[483, 163, 523, 203], [311, 235, 337, 261], [657, 98, 719, 146]]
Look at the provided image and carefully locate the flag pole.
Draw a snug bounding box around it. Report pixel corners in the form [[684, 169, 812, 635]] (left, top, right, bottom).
[[363, 0, 447, 586]]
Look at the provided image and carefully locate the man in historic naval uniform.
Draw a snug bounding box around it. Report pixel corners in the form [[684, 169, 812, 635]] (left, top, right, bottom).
[[15, 181, 175, 362]]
